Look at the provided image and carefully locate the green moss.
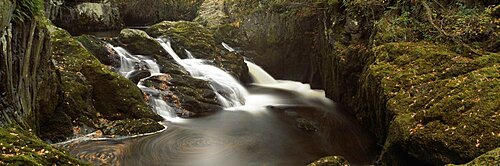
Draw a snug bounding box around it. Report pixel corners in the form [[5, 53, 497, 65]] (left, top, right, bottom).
[[0, 125, 89, 165], [48, 25, 162, 124], [449, 148, 500, 166], [308, 156, 350, 166], [368, 42, 500, 165]]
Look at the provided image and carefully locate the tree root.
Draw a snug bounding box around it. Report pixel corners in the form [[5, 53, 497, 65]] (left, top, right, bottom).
[[420, 0, 483, 56]]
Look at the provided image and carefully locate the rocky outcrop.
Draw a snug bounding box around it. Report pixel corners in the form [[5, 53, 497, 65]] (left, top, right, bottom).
[[213, 0, 500, 165], [146, 21, 249, 81], [46, 26, 163, 141], [112, 0, 203, 26], [45, 0, 123, 34]]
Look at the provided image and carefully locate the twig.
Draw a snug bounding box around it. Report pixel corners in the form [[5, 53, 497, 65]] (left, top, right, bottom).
[[420, 0, 483, 56]]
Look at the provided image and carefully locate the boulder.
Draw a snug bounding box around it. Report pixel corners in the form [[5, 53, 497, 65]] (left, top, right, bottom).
[[308, 156, 350, 166], [128, 70, 151, 84], [448, 148, 500, 166], [117, 28, 165, 56], [45, 25, 163, 141], [146, 21, 249, 81], [45, 0, 123, 34], [76, 35, 121, 69]]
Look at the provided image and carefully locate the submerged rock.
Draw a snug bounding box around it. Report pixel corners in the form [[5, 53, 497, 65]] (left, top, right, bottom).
[[101, 118, 165, 136]]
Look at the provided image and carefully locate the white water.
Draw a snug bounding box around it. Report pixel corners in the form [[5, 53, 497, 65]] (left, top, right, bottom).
[[157, 38, 248, 107]]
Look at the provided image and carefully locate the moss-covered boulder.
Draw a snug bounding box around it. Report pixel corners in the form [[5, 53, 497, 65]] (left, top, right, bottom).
[[111, 0, 203, 26], [146, 21, 248, 81], [0, 126, 89, 165], [43, 25, 163, 142], [367, 42, 500, 165], [449, 148, 500, 166], [117, 28, 165, 56], [76, 34, 121, 69], [308, 156, 350, 166]]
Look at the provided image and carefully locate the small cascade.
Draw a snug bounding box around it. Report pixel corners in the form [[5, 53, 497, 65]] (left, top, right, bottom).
[[222, 42, 236, 52], [245, 60, 278, 84], [184, 49, 195, 59], [110, 45, 161, 76], [110, 44, 178, 121], [157, 38, 248, 107]]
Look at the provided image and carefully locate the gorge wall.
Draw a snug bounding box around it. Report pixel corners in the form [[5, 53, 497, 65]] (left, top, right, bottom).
[[0, 0, 498, 165], [208, 0, 499, 165]]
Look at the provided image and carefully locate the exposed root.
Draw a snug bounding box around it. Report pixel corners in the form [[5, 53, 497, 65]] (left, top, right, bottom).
[[420, 0, 483, 56]]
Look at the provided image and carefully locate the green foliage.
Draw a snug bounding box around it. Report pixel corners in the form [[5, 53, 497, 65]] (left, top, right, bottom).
[[12, 0, 43, 23]]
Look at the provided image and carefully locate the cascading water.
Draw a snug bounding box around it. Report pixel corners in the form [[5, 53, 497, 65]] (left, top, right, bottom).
[[66, 40, 378, 166], [156, 38, 248, 107]]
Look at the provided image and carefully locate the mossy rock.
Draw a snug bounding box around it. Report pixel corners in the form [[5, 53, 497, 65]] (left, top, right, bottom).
[[366, 42, 500, 165], [308, 156, 350, 166], [47, 26, 163, 140], [141, 73, 222, 117], [117, 28, 165, 56], [0, 0, 14, 30], [76, 35, 121, 69], [100, 118, 165, 136], [146, 21, 248, 80], [0, 126, 89, 165], [448, 148, 500, 166]]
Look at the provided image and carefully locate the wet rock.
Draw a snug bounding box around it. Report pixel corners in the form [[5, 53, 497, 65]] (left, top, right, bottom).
[[47, 26, 163, 140], [117, 28, 165, 56], [100, 118, 165, 136], [76, 35, 121, 69], [128, 70, 151, 84], [141, 73, 222, 117], [111, 0, 203, 26], [146, 21, 248, 81], [308, 156, 350, 166], [45, 0, 123, 34]]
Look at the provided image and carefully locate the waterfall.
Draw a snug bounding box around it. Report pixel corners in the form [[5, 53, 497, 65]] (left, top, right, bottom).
[[245, 60, 278, 84], [110, 44, 179, 121], [156, 38, 248, 107]]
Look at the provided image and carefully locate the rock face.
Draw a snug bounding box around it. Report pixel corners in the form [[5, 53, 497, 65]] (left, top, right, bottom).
[[45, 0, 123, 34], [76, 35, 121, 69], [112, 0, 203, 26], [213, 0, 500, 165]]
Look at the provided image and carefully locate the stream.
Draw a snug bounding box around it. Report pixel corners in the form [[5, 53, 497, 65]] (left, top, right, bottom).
[[60, 41, 379, 166]]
